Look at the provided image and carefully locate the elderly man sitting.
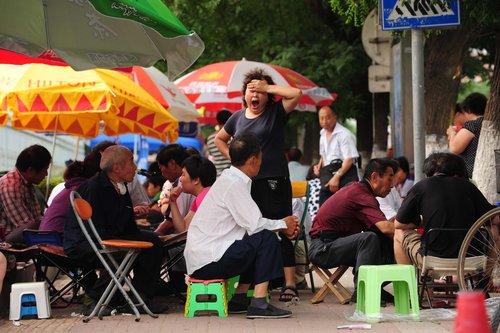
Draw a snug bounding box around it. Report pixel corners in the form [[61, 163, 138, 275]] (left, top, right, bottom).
[[184, 134, 299, 319], [64, 145, 165, 315]]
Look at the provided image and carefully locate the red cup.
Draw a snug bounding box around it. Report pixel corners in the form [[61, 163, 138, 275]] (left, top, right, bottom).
[[454, 292, 491, 333]]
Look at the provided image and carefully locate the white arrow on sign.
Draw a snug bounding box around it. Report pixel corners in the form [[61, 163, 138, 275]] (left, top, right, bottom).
[[388, 0, 455, 20]]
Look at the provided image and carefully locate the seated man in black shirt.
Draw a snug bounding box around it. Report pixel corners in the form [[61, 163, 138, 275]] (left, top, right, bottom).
[[394, 152, 495, 268], [64, 145, 165, 314]]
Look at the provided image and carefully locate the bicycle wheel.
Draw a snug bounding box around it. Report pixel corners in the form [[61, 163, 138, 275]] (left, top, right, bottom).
[[491, 303, 500, 333], [458, 207, 500, 292]]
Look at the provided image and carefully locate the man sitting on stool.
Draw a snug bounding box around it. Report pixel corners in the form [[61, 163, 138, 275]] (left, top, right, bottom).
[[309, 158, 398, 303], [184, 134, 299, 319], [394, 153, 495, 273]]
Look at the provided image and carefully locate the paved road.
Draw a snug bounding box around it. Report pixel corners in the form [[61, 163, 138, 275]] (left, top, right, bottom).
[[0, 271, 456, 332]]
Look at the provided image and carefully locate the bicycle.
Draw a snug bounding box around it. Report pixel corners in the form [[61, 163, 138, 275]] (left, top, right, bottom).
[[457, 206, 500, 332]]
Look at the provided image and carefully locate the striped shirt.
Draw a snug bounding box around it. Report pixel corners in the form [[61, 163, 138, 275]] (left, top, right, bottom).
[[0, 169, 42, 239], [206, 132, 231, 177]]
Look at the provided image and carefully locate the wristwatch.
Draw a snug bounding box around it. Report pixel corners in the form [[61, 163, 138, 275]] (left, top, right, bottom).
[[334, 170, 343, 177]]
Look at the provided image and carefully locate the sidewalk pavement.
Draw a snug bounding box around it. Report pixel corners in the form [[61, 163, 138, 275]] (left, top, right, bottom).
[[0, 271, 455, 333]]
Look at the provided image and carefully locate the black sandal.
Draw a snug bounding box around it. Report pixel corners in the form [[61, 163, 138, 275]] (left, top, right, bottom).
[[279, 286, 299, 303]]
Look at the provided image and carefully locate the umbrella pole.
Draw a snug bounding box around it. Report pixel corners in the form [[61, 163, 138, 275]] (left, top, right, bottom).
[[45, 114, 59, 201], [74, 136, 80, 160], [45, 132, 57, 201]]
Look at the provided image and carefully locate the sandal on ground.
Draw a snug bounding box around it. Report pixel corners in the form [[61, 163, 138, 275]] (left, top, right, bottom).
[[279, 286, 299, 303]]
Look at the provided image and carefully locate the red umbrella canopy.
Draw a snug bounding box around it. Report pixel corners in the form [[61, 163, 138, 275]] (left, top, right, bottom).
[[175, 59, 336, 121], [0, 49, 132, 71], [0, 49, 66, 66]]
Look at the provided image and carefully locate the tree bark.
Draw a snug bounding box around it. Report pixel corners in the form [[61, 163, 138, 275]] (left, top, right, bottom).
[[473, 31, 500, 203], [356, 99, 373, 169], [372, 92, 389, 157], [424, 27, 479, 134], [302, 117, 320, 166]]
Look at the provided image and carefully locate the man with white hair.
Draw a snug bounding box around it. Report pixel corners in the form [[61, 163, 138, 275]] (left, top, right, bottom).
[[64, 145, 165, 315]]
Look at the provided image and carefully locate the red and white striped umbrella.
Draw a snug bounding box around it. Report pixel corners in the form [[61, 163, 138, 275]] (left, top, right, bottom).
[[123, 66, 200, 122], [175, 59, 336, 124]]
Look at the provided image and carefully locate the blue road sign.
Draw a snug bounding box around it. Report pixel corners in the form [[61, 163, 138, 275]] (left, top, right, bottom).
[[380, 0, 460, 30]]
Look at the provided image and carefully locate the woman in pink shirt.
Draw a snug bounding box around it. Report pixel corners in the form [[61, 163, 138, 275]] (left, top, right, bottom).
[[169, 155, 216, 232]]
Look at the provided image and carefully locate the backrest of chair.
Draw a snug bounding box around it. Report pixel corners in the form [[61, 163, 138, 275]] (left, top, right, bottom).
[[73, 197, 92, 220], [291, 181, 311, 240], [422, 228, 469, 257], [69, 191, 104, 250], [421, 227, 487, 277], [291, 181, 307, 199], [23, 229, 62, 246]]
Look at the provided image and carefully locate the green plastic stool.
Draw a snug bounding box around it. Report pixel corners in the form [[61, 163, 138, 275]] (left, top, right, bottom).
[[357, 264, 420, 323], [184, 278, 228, 317], [225, 276, 269, 301], [225, 276, 240, 301]]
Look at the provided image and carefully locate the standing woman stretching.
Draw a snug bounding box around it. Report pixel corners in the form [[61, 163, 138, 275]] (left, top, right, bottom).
[[215, 68, 302, 302]]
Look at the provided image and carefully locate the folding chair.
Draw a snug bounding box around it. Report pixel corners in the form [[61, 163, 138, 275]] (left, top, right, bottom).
[[309, 264, 352, 304], [419, 228, 487, 308], [291, 181, 315, 292], [23, 229, 93, 307], [70, 191, 158, 322]]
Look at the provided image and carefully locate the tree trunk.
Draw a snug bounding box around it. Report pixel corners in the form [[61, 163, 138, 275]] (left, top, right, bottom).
[[473, 31, 500, 203], [423, 27, 479, 156], [356, 98, 373, 169], [372, 92, 389, 157], [302, 116, 320, 166]]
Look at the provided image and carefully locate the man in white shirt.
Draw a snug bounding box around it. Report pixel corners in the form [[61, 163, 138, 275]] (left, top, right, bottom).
[[185, 134, 299, 319], [313, 106, 359, 206], [377, 187, 402, 220]]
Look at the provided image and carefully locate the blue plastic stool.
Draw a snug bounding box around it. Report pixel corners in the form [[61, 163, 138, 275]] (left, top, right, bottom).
[[357, 265, 420, 323]]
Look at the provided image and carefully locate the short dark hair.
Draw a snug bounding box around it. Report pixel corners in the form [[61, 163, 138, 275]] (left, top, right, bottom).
[[423, 152, 468, 179], [91, 140, 116, 153], [216, 109, 232, 125], [16, 145, 52, 172], [182, 155, 216, 187], [460, 92, 487, 116], [241, 68, 276, 107], [63, 161, 86, 180], [287, 147, 303, 162], [363, 158, 398, 180], [156, 144, 190, 167], [85, 140, 118, 174], [82, 150, 103, 177], [186, 147, 201, 156], [229, 134, 261, 167], [148, 175, 166, 188], [147, 161, 161, 177], [395, 156, 410, 175]]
